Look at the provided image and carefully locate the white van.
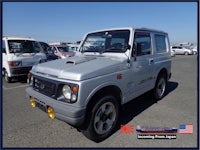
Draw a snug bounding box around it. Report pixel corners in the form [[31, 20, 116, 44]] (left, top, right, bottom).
[[2, 36, 47, 83]]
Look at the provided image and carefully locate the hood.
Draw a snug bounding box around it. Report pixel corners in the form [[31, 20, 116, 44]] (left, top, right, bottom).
[[31, 54, 128, 81], [11, 53, 46, 66]]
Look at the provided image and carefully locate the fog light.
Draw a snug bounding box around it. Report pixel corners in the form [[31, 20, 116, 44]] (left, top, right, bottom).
[[47, 107, 55, 119], [29, 97, 36, 108]]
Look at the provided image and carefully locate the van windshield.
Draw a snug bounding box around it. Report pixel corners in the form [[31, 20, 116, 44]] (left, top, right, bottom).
[[8, 40, 43, 53], [80, 30, 130, 54]]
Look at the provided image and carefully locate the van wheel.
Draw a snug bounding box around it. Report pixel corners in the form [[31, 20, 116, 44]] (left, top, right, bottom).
[[82, 95, 119, 142], [4, 70, 12, 83], [153, 74, 166, 101]]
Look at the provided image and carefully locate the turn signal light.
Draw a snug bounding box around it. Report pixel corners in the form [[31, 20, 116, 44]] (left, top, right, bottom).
[[72, 85, 78, 93]]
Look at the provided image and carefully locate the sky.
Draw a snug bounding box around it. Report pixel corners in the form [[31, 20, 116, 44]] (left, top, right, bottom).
[[2, 2, 198, 45]]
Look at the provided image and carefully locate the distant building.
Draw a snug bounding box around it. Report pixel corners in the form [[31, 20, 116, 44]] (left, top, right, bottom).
[[179, 42, 193, 47]]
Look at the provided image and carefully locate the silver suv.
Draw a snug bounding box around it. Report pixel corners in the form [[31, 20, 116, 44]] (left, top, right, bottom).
[[26, 27, 171, 142]]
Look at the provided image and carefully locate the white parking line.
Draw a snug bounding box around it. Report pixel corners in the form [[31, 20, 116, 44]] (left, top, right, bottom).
[[3, 84, 29, 90]]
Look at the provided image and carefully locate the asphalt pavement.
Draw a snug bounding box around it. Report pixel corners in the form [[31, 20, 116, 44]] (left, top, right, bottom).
[[2, 55, 198, 148]]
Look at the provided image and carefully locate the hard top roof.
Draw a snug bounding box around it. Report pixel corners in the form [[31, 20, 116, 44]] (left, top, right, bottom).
[[3, 36, 36, 41], [86, 27, 167, 34]]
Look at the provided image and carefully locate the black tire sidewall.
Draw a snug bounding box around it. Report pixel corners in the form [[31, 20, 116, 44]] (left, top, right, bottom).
[[82, 95, 119, 142], [4, 70, 11, 83]]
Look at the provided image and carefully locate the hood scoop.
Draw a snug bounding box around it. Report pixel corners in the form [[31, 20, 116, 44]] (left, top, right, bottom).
[[66, 61, 75, 65], [66, 56, 96, 65]]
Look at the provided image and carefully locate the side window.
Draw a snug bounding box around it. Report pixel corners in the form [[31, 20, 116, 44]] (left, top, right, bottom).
[[2, 40, 6, 53], [134, 32, 151, 56], [155, 34, 167, 52]]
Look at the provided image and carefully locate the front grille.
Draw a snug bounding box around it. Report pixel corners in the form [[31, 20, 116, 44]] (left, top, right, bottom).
[[33, 77, 56, 97]]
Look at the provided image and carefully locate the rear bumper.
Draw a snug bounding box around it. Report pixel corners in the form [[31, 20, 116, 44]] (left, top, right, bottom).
[[26, 87, 86, 127]]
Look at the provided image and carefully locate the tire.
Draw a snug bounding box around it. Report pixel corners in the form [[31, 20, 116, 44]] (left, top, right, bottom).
[[82, 95, 119, 142], [184, 52, 189, 55], [4, 70, 12, 83], [153, 73, 167, 101]]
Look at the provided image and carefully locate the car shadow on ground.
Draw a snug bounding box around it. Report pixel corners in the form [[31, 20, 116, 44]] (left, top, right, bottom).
[[114, 81, 179, 132]]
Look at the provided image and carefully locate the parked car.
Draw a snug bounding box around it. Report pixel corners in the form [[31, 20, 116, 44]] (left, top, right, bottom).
[[191, 46, 198, 55], [39, 42, 59, 61], [68, 44, 79, 52], [171, 49, 176, 57], [50, 45, 75, 59], [2, 36, 47, 83], [171, 46, 193, 55], [26, 27, 171, 142]]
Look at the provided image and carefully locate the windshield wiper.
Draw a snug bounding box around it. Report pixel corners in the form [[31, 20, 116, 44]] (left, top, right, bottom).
[[100, 48, 124, 54]]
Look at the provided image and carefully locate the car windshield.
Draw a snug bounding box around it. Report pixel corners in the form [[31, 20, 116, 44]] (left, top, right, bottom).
[[57, 46, 70, 52], [80, 30, 130, 53], [8, 40, 43, 53]]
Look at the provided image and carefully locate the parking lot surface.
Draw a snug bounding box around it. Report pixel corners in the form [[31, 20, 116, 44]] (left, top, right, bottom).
[[2, 55, 198, 148]]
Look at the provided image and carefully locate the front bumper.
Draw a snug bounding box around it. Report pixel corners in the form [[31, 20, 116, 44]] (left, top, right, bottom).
[[9, 66, 32, 77], [26, 87, 86, 127]]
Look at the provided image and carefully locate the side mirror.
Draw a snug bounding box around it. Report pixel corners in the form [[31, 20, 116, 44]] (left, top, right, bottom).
[[132, 42, 137, 61], [126, 44, 131, 50]]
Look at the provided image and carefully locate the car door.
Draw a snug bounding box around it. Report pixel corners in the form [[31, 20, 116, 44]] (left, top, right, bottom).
[[126, 31, 154, 100], [176, 46, 183, 54]]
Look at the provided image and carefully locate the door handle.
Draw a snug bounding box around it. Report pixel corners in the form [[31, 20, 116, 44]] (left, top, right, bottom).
[[149, 59, 154, 64]]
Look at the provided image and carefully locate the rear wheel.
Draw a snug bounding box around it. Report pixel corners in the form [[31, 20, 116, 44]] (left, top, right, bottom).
[[153, 73, 167, 100], [82, 95, 119, 142]]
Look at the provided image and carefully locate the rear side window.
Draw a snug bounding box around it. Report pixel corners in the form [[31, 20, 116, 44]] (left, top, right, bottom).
[[155, 34, 167, 52]]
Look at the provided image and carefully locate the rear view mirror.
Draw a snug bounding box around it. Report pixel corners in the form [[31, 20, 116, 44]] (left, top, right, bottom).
[[125, 44, 131, 50]]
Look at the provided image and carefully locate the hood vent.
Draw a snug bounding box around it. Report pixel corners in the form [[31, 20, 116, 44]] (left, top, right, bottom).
[[66, 57, 96, 65], [66, 61, 75, 65]]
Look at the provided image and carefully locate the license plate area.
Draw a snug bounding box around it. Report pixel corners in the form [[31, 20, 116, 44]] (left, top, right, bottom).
[[34, 98, 47, 112]]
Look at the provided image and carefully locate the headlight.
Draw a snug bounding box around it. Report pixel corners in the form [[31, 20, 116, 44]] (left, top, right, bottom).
[[62, 85, 72, 99], [62, 84, 78, 103], [8, 61, 21, 67]]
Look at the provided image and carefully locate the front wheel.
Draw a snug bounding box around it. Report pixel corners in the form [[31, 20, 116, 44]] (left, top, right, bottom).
[[184, 52, 189, 55], [82, 95, 119, 142], [3, 70, 12, 83]]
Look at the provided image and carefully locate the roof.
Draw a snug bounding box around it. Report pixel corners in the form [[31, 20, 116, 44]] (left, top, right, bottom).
[[3, 36, 35, 41], [85, 27, 167, 35]]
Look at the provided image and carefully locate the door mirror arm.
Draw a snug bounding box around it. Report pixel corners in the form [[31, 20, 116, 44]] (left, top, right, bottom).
[[132, 42, 137, 61]]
